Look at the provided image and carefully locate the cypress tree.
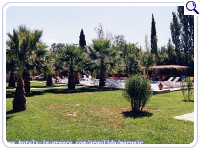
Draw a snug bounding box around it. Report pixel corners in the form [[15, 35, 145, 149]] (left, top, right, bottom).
[[151, 14, 158, 56], [79, 29, 86, 48]]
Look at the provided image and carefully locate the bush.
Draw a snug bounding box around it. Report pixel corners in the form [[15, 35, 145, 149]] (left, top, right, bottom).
[[180, 77, 193, 101], [123, 75, 152, 113]]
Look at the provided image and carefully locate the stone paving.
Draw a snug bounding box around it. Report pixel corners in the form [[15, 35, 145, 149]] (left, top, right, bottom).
[[174, 112, 194, 122]]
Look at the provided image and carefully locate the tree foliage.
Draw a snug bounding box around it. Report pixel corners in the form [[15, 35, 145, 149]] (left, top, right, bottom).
[[60, 45, 85, 90], [170, 12, 181, 64], [120, 43, 141, 76], [167, 40, 177, 65], [141, 52, 155, 76], [151, 14, 158, 57], [87, 39, 119, 87], [123, 75, 152, 113], [79, 29, 86, 48], [144, 34, 150, 53], [170, 6, 194, 75], [95, 23, 105, 40], [7, 25, 43, 112], [180, 77, 193, 102]]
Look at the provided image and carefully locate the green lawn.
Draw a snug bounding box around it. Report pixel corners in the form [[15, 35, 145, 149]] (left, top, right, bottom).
[[6, 87, 194, 144]]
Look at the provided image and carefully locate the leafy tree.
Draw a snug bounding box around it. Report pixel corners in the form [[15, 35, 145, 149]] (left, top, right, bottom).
[[170, 12, 181, 64], [79, 29, 86, 48], [95, 23, 105, 40], [157, 46, 169, 65], [7, 25, 42, 112], [144, 34, 150, 53], [178, 6, 194, 74], [32, 43, 48, 75], [50, 43, 66, 76], [170, 6, 194, 75], [113, 34, 126, 46], [166, 40, 177, 65], [112, 35, 126, 75], [50, 43, 65, 53], [124, 43, 141, 76], [151, 14, 158, 57], [180, 77, 193, 102]]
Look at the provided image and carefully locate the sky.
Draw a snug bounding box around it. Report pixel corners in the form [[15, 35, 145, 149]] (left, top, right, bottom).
[[6, 6, 178, 49]]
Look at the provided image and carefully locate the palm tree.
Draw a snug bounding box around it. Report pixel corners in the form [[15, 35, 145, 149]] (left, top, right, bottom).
[[7, 25, 43, 112], [141, 52, 156, 77], [87, 39, 119, 87], [61, 45, 84, 90], [44, 51, 56, 87]]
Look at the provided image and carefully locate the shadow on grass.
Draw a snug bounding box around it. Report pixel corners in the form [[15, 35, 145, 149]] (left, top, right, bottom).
[[31, 85, 60, 88], [6, 115, 13, 121], [6, 110, 16, 115], [6, 110, 15, 122], [122, 110, 153, 119], [6, 109, 27, 122], [182, 99, 194, 102], [6, 86, 122, 98]]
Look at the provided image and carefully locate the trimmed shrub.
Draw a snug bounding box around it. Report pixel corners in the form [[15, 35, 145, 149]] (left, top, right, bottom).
[[123, 75, 152, 113], [180, 77, 193, 101]]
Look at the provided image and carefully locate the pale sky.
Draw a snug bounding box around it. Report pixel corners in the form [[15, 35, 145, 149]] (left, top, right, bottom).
[[6, 6, 178, 49]]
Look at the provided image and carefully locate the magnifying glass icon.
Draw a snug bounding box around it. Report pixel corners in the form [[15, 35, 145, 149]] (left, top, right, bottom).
[[186, 1, 199, 14]]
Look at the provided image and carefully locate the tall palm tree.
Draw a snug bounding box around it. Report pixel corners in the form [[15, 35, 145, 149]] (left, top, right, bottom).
[[61, 45, 84, 90], [7, 25, 43, 112], [87, 39, 119, 87]]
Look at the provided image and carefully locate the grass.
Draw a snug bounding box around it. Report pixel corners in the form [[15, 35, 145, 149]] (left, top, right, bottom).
[[6, 87, 194, 144]]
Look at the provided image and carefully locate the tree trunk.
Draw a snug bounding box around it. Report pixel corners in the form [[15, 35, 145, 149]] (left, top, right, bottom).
[[23, 71, 30, 93], [68, 67, 75, 90], [13, 77, 26, 112], [75, 72, 80, 84], [8, 70, 15, 88], [46, 74, 53, 86], [99, 64, 106, 87], [132, 101, 140, 114]]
